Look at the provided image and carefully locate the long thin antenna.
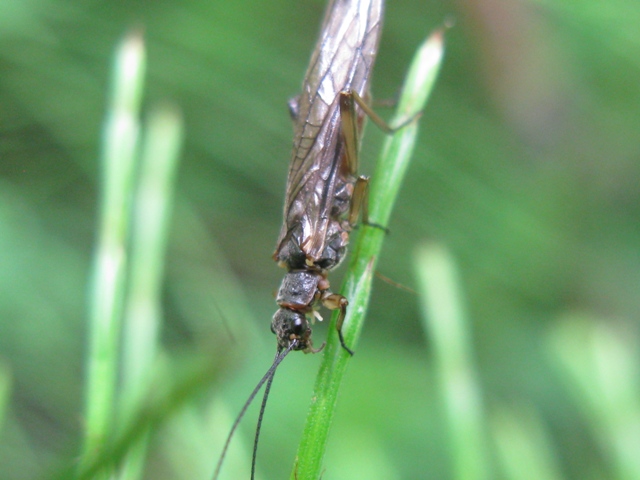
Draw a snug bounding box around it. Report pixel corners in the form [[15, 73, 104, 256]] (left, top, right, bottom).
[[212, 341, 296, 480], [250, 358, 277, 480]]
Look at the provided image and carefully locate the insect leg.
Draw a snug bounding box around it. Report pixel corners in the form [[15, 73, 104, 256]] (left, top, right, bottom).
[[339, 93, 389, 232], [348, 175, 389, 233], [335, 300, 354, 356], [339, 91, 361, 176], [343, 89, 422, 135], [321, 292, 354, 356], [348, 175, 369, 226]]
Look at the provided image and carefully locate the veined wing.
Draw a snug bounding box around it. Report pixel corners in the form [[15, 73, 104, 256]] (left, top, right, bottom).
[[275, 0, 384, 262]]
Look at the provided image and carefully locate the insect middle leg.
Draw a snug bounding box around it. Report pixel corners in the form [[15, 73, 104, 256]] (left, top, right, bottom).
[[339, 91, 394, 231]]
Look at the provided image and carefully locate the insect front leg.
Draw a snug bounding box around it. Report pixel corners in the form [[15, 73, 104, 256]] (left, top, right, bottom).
[[341, 89, 421, 139], [321, 292, 354, 356]]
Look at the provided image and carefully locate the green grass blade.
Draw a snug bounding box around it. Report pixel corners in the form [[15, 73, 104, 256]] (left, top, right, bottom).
[[548, 315, 640, 480], [491, 405, 563, 480], [117, 104, 184, 479], [55, 355, 228, 480], [414, 242, 490, 480], [81, 30, 146, 476], [292, 30, 445, 480], [0, 362, 11, 433]]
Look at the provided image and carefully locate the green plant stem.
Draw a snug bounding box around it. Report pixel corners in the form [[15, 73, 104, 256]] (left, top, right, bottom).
[[81, 30, 145, 476], [490, 405, 563, 480], [0, 362, 10, 433], [54, 355, 227, 480], [292, 29, 445, 480], [118, 104, 183, 479], [415, 243, 489, 480], [549, 315, 640, 480]]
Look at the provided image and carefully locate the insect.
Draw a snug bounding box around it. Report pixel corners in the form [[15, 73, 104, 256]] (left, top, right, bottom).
[[213, 0, 391, 478], [272, 0, 387, 357]]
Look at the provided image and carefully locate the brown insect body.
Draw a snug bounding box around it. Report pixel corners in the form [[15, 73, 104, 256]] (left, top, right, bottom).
[[272, 0, 384, 353]]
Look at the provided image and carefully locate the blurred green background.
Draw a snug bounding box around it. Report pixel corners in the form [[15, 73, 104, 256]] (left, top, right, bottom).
[[1, 0, 639, 479]]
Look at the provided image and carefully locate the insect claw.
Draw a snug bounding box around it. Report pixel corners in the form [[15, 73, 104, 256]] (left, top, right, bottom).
[[392, 110, 423, 130], [363, 221, 389, 234], [305, 341, 326, 354]]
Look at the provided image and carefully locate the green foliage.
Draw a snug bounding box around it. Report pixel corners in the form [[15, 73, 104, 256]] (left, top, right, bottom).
[[1, 1, 639, 479]]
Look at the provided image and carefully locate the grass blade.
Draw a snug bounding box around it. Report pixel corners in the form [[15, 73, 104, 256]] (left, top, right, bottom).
[[414, 242, 490, 480], [81, 30, 146, 477], [292, 29, 445, 480], [117, 104, 184, 479]]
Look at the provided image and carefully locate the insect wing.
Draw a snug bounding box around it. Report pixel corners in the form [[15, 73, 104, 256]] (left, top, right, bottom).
[[275, 0, 384, 262]]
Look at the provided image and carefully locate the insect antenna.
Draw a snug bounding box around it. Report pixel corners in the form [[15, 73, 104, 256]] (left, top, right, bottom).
[[250, 358, 277, 480], [212, 340, 296, 480]]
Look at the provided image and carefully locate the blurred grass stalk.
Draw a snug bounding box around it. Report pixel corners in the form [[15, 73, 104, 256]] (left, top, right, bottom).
[[490, 405, 563, 480], [549, 314, 640, 480], [81, 31, 146, 476], [293, 29, 445, 480], [414, 243, 490, 480], [117, 104, 183, 479], [0, 362, 10, 433], [80, 30, 183, 479]]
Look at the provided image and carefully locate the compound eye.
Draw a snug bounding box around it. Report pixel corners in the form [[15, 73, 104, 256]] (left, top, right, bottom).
[[292, 316, 306, 335]]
